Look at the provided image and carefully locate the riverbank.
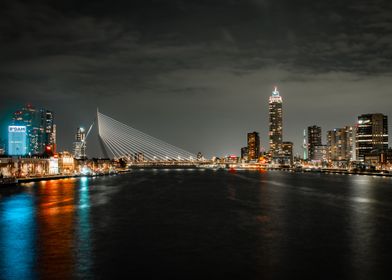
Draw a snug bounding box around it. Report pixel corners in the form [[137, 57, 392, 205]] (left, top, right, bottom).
[[2, 167, 391, 187], [282, 168, 392, 177], [4, 171, 126, 185]]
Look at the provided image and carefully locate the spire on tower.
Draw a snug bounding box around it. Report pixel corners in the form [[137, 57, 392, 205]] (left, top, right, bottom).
[[272, 86, 280, 96]]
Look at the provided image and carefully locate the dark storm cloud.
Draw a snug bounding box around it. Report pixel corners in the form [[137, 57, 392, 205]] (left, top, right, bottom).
[[0, 0, 391, 156]]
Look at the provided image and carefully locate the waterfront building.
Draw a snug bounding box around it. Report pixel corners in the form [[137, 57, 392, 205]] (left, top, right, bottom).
[[327, 126, 356, 161], [356, 114, 388, 160], [225, 155, 239, 164], [247, 132, 260, 161], [74, 127, 87, 160], [282, 141, 294, 166], [48, 157, 59, 175], [363, 148, 392, 168], [0, 157, 50, 177], [307, 125, 322, 161], [134, 152, 144, 162], [11, 104, 56, 155], [269, 87, 283, 156], [8, 126, 28, 156], [313, 145, 328, 162], [58, 151, 75, 174]]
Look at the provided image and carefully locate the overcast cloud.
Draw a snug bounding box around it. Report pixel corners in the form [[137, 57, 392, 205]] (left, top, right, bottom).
[[0, 0, 391, 157]]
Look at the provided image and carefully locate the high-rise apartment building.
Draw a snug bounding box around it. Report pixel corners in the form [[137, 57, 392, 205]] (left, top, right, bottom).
[[327, 126, 356, 161]]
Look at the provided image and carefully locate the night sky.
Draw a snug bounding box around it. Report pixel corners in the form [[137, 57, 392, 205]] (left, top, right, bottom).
[[1, 0, 391, 157]]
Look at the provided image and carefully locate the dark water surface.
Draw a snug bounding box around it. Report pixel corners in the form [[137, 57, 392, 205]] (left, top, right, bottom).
[[1, 170, 392, 279]]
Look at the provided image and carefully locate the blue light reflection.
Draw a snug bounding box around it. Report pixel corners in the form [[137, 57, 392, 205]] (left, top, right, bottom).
[[0, 194, 37, 279]]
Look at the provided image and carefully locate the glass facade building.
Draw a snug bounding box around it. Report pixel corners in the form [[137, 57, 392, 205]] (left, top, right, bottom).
[[8, 126, 28, 156], [11, 104, 56, 155]]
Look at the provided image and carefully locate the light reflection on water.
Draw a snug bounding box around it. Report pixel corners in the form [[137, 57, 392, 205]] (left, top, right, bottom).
[[0, 193, 37, 279], [76, 177, 92, 278], [36, 179, 76, 278], [1, 171, 392, 279], [0, 177, 94, 279]]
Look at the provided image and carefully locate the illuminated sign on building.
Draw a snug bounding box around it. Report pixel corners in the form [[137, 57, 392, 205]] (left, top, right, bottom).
[[8, 125, 27, 156], [9, 126, 27, 133]]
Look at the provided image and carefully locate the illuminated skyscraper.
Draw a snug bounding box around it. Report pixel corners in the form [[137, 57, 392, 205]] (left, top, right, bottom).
[[356, 114, 388, 160], [43, 110, 56, 153], [307, 125, 322, 160], [11, 105, 56, 155], [269, 87, 283, 156], [247, 132, 260, 161], [74, 127, 87, 160]]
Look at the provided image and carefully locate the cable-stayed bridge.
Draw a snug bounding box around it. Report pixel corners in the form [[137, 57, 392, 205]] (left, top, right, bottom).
[[97, 110, 206, 167]]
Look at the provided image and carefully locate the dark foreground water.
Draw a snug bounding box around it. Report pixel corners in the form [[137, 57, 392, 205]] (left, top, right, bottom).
[[1, 170, 392, 279]]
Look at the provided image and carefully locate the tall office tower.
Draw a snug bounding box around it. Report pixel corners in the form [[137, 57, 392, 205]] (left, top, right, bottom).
[[12, 104, 37, 154], [356, 114, 388, 160], [269, 87, 283, 156], [11, 105, 56, 155], [307, 125, 322, 160], [327, 126, 356, 161], [74, 127, 87, 160], [247, 131, 260, 161], [42, 110, 56, 152]]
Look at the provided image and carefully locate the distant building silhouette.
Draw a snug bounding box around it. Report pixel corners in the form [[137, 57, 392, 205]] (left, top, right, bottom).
[[241, 146, 248, 160]]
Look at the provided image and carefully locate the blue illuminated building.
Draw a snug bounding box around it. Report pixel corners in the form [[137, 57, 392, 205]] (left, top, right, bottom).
[[8, 125, 27, 156]]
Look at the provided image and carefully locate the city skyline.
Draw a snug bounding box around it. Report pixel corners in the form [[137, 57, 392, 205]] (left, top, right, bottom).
[[1, 0, 392, 157], [1, 88, 391, 158]]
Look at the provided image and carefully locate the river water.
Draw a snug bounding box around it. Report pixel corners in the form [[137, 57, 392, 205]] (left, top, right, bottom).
[[1, 169, 392, 279]]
